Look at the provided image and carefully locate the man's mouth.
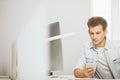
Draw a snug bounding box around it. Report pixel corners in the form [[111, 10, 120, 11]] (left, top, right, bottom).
[[93, 40, 98, 42]]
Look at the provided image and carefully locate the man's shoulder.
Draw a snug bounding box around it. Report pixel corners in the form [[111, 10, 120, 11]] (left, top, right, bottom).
[[107, 40, 120, 48], [83, 41, 92, 48]]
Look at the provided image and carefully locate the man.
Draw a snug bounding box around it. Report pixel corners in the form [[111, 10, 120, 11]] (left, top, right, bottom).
[[74, 16, 120, 79]]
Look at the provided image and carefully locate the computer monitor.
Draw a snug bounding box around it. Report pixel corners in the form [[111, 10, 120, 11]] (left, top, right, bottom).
[[48, 22, 64, 75]]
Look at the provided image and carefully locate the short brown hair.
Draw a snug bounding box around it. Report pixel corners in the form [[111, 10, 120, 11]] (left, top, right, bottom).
[[87, 16, 107, 30]]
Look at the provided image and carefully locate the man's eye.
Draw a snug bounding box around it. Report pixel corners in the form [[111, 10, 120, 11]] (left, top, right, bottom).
[[96, 32, 100, 34], [90, 33, 94, 35]]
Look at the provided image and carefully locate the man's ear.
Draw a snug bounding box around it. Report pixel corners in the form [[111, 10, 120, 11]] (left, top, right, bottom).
[[105, 29, 107, 34], [88, 29, 90, 34]]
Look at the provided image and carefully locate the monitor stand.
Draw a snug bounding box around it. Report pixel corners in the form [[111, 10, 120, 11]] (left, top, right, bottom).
[[49, 71, 53, 76]]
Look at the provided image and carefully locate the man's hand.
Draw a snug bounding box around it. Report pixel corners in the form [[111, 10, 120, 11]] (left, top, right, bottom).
[[74, 64, 96, 78], [83, 64, 95, 78]]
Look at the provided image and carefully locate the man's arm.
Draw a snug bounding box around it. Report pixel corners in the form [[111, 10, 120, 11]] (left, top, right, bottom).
[[74, 64, 95, 78], [74, 68, 85, 78]]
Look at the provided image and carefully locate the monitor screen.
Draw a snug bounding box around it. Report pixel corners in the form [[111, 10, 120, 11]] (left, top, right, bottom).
[[48, 22, 64, 73]]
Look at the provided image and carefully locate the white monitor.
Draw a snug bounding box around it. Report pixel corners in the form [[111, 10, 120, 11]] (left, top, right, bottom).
[[48, 22, 64, 75]]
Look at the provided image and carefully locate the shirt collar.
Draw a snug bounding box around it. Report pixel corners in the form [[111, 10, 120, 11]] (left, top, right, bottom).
[[89, 38, 109, 50]]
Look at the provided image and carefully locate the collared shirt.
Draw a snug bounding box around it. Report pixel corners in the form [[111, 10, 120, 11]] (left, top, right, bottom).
[[75, 40, 120, 79], [95, 47, 113, 79]]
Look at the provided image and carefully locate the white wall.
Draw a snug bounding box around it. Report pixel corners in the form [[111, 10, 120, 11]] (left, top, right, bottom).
[[0, 0, 48, 78], [47, 0, 91, 74], [111, 0, 120, 40]]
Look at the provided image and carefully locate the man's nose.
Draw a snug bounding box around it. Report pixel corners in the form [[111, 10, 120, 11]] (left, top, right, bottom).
[[93, 34, 97, 39]]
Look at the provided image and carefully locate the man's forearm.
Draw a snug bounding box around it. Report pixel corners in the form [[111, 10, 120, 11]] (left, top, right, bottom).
[[74, 68, 85, 78]]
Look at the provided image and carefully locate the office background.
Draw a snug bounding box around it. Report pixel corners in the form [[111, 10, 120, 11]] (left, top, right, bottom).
[[47, 0, 120, 75], [0, 0, 119, 79]]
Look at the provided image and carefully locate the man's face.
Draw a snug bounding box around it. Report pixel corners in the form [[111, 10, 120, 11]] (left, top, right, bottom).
[[88, 24, 107, 47]]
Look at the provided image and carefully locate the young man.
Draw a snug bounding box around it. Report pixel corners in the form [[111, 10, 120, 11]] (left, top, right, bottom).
[[74, 16, 120, 79]]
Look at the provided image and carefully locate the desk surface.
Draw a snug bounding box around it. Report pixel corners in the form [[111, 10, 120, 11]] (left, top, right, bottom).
[[49, 75, 94, 80]]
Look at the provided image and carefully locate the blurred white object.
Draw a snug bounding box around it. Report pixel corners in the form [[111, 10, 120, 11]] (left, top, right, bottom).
[[14, 3, 48, 80], [47, 32, 76, 42]]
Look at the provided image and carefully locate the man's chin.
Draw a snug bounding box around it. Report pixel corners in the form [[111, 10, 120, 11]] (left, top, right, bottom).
[[93, 42, 98, 46]]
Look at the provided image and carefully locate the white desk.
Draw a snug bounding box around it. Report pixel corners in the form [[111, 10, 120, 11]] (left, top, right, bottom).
[[49, 75, 94, 80], [0, 79, 11, 80]]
